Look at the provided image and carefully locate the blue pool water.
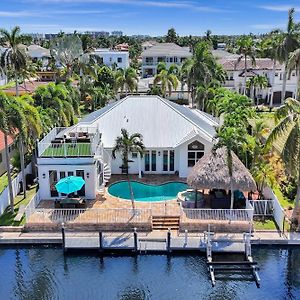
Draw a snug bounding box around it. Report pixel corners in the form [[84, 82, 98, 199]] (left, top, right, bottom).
[[0, 247, 299, 299], [108, 181, 188, 202]]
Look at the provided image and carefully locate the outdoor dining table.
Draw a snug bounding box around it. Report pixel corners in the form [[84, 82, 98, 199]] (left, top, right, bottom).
[[59, 198, 85, 208]]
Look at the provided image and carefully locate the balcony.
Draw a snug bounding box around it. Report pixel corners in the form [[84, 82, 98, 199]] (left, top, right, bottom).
[[38, 126, 102, 158]]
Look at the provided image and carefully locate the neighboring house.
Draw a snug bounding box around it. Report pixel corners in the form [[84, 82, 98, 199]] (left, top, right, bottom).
[[0, 131, 16, 176], [111, 31, 123, 37], [215, 50, 298, 105], [141, 43, 192, 78], [37, 95, 217, 200], [0, 47, 8, 86], [93, 48, 129, 69], [115, 43, 129, 52], [141, 40, 158, 51], [27, 45, 51, 67]]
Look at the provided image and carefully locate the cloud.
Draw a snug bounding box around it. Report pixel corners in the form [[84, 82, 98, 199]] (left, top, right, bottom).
[[259, 5, 300, 12], [250, 24, 285, 30], [0, 11, 36, 17], [24, 0, 228, 13]]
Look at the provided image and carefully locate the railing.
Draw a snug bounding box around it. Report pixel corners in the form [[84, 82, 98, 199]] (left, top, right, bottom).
[[29, 208, 152, 224], [249, 200, 274, 216], [181, 208, 254, 222], [25, 192, 40, 220]]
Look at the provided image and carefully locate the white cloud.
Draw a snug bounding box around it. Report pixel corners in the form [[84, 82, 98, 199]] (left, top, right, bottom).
[[250, 24, 285, 30], [0, 11, 36, 17], [260, 5, 300, 12]]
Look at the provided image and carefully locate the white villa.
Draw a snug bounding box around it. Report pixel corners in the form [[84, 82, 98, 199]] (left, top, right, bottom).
[[93, 48, 129, 69], [215, 50, 298, 105], [37, 96, 218, 200], [141, 43, 192, 78]]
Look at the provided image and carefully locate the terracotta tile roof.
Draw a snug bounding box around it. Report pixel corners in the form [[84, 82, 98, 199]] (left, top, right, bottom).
[[0, 131, 14, 152], [219, 58, 282, 71]]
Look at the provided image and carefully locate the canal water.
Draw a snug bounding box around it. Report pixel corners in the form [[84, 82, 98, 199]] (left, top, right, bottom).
[[0, 246, 299, 300]]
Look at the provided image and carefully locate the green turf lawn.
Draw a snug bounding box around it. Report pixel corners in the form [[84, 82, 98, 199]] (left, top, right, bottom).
[[0, 172, 17, 194], [273, 184, 294, 209], [254, 217, 278, 230], [0, 185, 38, 226], [41, 143, 92, 157]]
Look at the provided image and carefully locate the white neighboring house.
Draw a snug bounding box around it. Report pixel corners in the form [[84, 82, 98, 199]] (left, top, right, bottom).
[[0, 47, 8, 86], [141, 43, 192, 78], [215, 50, 298, 105], [93, 48, 129, 69], [37, 96, 217, 200], [27, 45, 51, 68]]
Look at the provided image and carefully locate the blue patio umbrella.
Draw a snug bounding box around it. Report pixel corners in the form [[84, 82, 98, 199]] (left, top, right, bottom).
[[55, 176, 85, 194]]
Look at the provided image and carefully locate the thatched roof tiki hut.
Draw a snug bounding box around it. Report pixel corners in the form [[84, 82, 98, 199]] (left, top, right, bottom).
[[187, 147, 257, 209]]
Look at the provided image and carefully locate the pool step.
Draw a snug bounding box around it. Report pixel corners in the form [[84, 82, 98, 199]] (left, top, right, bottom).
[[152, 216, 180, 230]]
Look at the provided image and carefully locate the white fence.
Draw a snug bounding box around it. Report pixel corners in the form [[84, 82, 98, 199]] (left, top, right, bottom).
[[263, 187, 285, 231], [25, 192, 40, 220], [250, 200, 274, 216], [0, 164, 32, 215]]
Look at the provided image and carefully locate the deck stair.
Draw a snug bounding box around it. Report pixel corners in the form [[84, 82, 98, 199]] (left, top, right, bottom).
[[103, 162, 111, 184], [152, 216, 180, 230], [205, 230, 260, 287]]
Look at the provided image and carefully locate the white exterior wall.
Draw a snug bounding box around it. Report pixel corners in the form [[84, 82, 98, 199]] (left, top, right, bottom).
[[94, 50, 129, 69], [37, 159, 97, 200]]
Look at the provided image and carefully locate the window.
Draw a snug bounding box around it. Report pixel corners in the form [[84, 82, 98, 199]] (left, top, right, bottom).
[[117, 57, 122, 63], [49, 170, 58, 197], [174, 57, 178, 63], [68, 171, 74, 177], [187, 141, 204, 167], [169, 57, 173, 63], [0, 153, 2, 163], [132, 152, 138, 158], [144, 150, 157, 172], [76, 170, 85, 196], [275, 72, 279, 77], [162, 150, 175, 172]]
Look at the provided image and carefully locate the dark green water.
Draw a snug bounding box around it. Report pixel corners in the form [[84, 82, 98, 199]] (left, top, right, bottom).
[[0, 247, 299, 300]]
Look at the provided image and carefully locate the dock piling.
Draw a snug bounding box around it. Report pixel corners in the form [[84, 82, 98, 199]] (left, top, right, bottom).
[[167, 228, 171, 253], [184, 230, 188, 245], [61, 222, 66, 253], [99, 232, 103, 253], [134, 227, 138, 253]]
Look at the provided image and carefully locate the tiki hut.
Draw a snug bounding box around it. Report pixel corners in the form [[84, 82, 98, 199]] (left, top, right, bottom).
[[187, 147, 257, 207]]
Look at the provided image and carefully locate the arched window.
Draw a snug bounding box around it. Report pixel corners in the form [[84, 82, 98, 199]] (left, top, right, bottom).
[[188, 141, 205, 167]]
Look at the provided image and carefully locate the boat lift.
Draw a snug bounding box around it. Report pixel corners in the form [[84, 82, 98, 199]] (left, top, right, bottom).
[[205, 229, 260, 287]]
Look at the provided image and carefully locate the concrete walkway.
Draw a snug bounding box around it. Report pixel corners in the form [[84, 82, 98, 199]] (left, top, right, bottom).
[[0, 230, 300, 246]]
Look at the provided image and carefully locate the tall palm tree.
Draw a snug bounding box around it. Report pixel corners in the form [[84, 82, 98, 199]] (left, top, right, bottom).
[[0, 26, 27, 96], [196, 79, 220, 111], [112, 129, 145, 208], [0, 93, 26, 211], [114, 67, 138, 95], [276, 8, 299, 103], [287, 49, 300, 100], [236, 35, 256, 95], [153, 62, 179, 97], [266, 98, 300, 215]]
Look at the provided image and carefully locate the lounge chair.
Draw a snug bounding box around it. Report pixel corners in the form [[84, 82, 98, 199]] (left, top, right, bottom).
[[14, 205, 26, 222]]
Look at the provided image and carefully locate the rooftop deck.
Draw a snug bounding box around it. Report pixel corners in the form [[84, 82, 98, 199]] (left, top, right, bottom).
[[38, 126, 101, 158]]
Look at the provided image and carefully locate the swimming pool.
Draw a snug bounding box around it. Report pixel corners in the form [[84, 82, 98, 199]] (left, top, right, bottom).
[[108, 181, 188, 202]]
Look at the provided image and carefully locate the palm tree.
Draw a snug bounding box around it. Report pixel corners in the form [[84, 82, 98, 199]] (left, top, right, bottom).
[[0, 26, 27, 96], [266, 98, 300, 215], [276, 8, 299, 103], [153, 62, 179, 97], [236, 35, 256, 95], [0, 93, 26, 211], [114, 67, 138, 95], [112, 129, 145, 208], [196, 79, 220, 111], [16, 96, 42, 197], [246, 77, 256, 100], [253, 75, 269, 105], [287, 49, 300, 100]]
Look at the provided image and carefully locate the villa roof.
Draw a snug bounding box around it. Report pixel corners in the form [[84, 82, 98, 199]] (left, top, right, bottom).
[[187, 147, 257, 191], [220, 58, 282, 71], [142, 43, 192, 57], [78, 96, 218, 148], [0, 131, 14, 152], [27, 45, 51, 58]]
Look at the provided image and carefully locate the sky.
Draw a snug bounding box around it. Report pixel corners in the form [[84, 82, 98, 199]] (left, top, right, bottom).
[[0, 0, 300, 36]]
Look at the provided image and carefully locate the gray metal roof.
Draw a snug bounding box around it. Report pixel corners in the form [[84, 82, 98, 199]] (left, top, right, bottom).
[[162, 99, 218, 138], [79, 101, 121, 123], [142, 43, 192, 57]]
